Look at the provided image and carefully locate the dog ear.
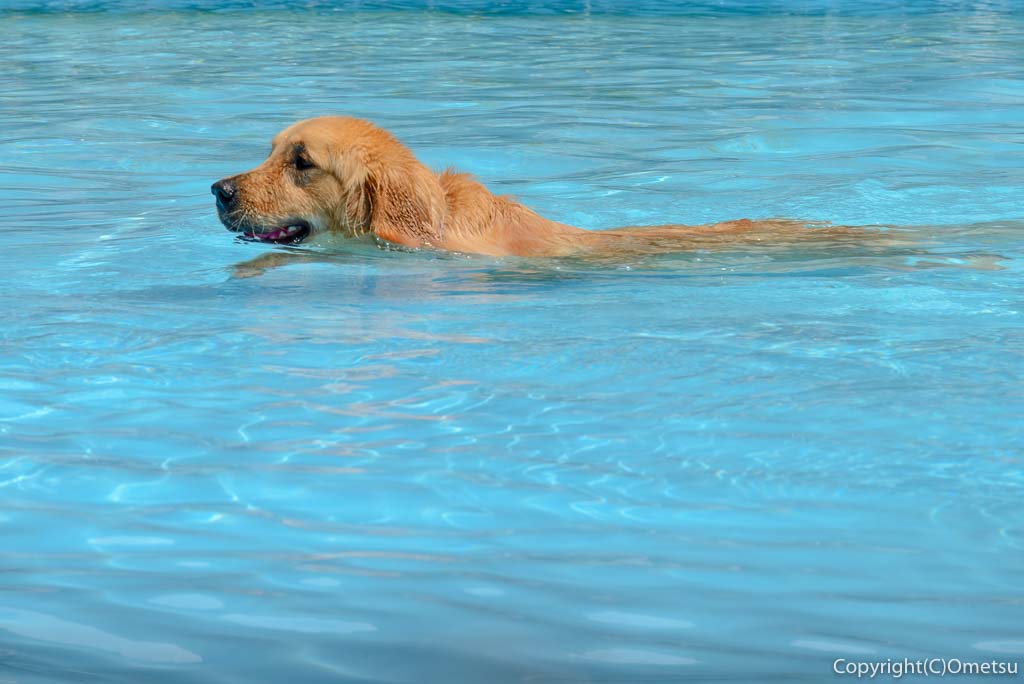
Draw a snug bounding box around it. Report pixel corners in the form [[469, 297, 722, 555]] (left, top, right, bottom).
[[366, 160, 446, 249], [324, 146, 374, 235]]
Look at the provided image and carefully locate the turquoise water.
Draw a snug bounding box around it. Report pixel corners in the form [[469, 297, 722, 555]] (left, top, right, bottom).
[[3, 3, 1024, 682]]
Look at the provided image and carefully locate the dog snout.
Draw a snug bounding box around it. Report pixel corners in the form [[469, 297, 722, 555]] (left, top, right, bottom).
[[211, 178, 238, 211]]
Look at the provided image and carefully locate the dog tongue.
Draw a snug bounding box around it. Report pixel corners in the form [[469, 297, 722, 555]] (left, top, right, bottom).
[[259, 227, 288, 241], [250, 225, 301, 241]]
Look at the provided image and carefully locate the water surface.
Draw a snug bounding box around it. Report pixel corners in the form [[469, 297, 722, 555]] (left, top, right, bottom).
[[2, 3, 1023, 683]]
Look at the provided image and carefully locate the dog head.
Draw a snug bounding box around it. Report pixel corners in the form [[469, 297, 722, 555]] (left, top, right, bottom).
[[212, 116, 446, 247]]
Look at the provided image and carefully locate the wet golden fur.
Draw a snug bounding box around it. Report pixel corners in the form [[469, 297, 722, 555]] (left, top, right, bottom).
[[216, 116, 870, 257]]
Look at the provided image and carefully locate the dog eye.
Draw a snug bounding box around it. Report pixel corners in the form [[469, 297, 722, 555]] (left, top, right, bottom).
[[294, 155, 315, 171]]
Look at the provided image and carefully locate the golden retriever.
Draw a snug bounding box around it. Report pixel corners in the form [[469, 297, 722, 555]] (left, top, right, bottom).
[[213, 116, 870, 257]]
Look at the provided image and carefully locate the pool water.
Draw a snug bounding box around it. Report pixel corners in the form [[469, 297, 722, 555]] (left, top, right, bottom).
[[2, 2, 1023, 682]]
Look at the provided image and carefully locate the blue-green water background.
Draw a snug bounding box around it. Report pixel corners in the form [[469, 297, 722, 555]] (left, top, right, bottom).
[[1, 1, 1023, 682]]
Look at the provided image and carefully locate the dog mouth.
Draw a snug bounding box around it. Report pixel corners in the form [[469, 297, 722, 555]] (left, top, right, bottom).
[[240, 221, 312, 244]]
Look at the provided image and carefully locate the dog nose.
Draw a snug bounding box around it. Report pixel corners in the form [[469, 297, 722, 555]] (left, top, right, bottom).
[[211, 179, 237, 209]]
